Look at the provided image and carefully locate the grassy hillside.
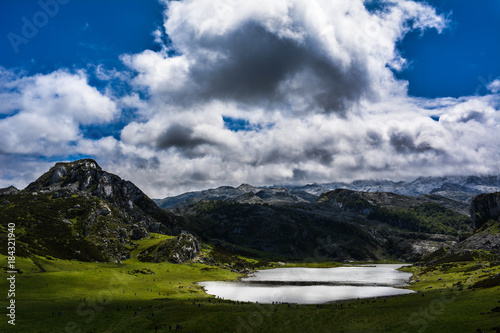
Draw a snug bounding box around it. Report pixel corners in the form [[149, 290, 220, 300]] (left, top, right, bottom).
[[2, 246, 499, 332], [0, 192, 114, 260]]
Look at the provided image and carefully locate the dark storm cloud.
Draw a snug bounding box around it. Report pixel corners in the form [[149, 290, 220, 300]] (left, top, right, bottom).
[[292, 168, 308, 181], [190, 171, 209, 182], [366, 130, 383, 146], [132, 156, 160, 170], [186, 23, 372, 113], [254, 145, 334, 166], [455, 110, 487, 123], [191, 23, 304, 103], [389, 131, 440, 155], [157, 123, 213, 150], [305, 148, 334, 165]]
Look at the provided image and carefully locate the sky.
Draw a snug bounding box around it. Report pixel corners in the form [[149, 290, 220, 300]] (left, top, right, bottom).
[[0, 0, 499, 198]]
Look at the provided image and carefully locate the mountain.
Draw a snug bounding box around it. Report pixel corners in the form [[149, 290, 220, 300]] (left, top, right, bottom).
[[1, 159, 494, 265], [156, 184, 317, 210], [0, 159, 186, 263], [156, 175, 500, 210], [416, 192, 500, 266], [176, 188, 473, 262], [288, 175, 500, 202], [26, 159, 179, 234]]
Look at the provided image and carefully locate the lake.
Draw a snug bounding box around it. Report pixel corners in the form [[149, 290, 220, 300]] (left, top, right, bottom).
[[198, 264, 415, 304]]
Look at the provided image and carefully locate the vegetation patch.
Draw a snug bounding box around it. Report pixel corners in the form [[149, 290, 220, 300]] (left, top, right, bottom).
[[472, 273, 500, 288], [1, 253, 499, 333], [128, 268, 156, 275], [368, 202, 472, 236]]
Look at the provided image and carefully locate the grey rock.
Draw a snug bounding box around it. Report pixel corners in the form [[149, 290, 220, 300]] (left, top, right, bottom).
[[24, 159, 178, 235], [138, 233, 200, 264], [470, 192, 500, 230], [0, 186, 20, 197], [131, 227, 148, 240]]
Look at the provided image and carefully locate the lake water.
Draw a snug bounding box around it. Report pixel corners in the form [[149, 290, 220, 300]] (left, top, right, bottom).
[[199, 264, 415, 304]]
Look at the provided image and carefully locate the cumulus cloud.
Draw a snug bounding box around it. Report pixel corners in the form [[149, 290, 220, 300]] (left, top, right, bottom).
[[102, 0, 497, 196], [0, 68, 118, 155], [1, 0, 499, 198], [124, 0, 446, 114], [487, 78, 500, 93]]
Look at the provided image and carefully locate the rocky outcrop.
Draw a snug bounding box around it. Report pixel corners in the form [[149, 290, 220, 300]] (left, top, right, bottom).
[[0, 186, 20, 197], [138, 233, 201, 264], [458, 192, 500, 254], [456, 225, 500, 253], [470, 192, 500, 230], [417, 192, 500, 265]]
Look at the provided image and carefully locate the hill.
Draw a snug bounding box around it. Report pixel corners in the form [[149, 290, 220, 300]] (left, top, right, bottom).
[[174, 188, 473, 262], [0, 159, 187, 263], [418, 191, 500, 265]]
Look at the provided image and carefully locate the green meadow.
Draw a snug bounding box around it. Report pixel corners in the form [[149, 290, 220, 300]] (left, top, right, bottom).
[[1, 235, 499, 332]]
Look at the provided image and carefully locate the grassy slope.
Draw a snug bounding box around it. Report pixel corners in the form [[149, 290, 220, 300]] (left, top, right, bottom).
[[1, 237, 499, 332]]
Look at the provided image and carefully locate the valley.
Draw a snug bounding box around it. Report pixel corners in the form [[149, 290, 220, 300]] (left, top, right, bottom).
[[1, 248, 499, 332], [1, 159, 499, 332]]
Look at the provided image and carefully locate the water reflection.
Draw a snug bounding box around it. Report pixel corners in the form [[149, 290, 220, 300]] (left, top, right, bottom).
[[199, 264, 414, 304]]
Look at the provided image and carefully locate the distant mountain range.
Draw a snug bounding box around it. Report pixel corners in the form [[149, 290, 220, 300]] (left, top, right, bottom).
[[155, 175, 500, 209], [155, 184, 317, 210], [292, 175, 500, 199]]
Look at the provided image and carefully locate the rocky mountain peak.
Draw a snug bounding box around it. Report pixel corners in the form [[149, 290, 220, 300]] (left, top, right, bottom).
[[26, 158, 103, 192], [24, 159, 179, 235], [57, 158, 101, 170], [0, 185, 20, 197], [237, 183, 257, 192]]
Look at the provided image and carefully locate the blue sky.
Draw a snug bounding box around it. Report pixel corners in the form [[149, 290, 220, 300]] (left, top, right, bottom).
[[0, 0, 499, 197], [397, 0, 500, 98], [2, 0, 498, 98], [1, 0, 163, 73]]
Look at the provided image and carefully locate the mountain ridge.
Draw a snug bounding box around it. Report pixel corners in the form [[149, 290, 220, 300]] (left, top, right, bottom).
[[155, 175, 500, 210], [175, 187, 473, 262]]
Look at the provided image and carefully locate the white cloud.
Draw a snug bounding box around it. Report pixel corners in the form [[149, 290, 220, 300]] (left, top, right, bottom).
[[1, 0, 498, 198], [487, 78, 500, 93], [110, 94, 499, 198], [125, 0, 446, 114], [0, 69, 118, 154]]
